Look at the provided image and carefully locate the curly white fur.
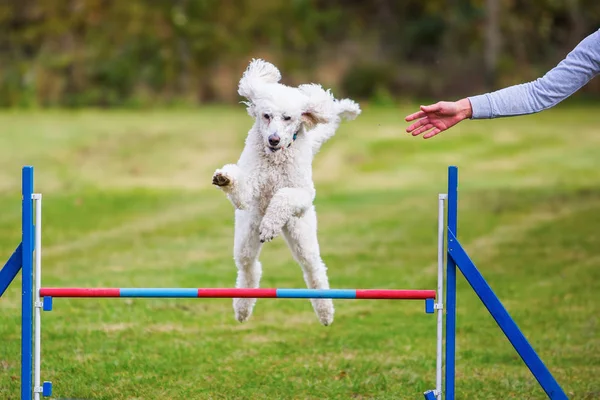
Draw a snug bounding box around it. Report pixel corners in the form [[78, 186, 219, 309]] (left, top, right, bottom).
[[213, 59, 361, 326]]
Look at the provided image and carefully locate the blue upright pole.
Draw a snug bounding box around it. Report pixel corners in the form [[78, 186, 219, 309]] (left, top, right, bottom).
[[22, 166, 34, 400], [445, 166, 458, 400]]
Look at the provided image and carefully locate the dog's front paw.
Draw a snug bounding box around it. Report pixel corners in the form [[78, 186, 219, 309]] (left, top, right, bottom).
[[259, 218, 281, 243], [212, 170, 232, 187]]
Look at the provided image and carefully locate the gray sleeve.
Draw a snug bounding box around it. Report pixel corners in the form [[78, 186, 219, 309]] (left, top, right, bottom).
[[468, 29, 600, 119]]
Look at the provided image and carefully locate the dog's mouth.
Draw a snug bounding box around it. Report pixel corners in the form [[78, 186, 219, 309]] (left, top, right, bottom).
[[265, 130, 299, 153]]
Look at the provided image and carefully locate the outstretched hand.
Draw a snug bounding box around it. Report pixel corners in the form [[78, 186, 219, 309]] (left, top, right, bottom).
[[405, 99, 473, 139]]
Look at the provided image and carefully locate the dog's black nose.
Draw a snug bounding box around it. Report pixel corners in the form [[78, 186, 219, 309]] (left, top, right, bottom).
[[268, 133, 280, 146]]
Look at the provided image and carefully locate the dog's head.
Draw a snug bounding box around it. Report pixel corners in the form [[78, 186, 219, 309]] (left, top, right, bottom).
[[238, 59, 343, 153]]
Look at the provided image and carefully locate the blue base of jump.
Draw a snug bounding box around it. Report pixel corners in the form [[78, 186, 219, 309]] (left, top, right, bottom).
[[42, 382, 52, 397]]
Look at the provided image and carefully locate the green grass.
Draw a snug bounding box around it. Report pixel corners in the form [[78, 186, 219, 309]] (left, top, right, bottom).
[[1, 104, 599, 399]]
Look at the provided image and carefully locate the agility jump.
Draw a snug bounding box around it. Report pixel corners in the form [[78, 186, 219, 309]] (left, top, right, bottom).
[[0, 166, 567, 399]]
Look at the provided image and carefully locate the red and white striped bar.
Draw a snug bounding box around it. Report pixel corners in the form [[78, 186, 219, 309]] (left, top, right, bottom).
[[39, 288, 436, 300]]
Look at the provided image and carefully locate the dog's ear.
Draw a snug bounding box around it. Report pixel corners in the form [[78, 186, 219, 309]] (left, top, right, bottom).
[[299, 84, 335, 128], [238, 59, 281, 102], [300, 111, 327, 128], [238, 59, 281, 118]]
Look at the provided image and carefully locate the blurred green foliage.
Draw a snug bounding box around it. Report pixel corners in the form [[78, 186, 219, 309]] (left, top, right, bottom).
[[1, 0, 599, 108]]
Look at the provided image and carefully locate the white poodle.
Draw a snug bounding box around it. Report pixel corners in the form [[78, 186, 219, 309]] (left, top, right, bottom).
[[212, 59, 360, 326]]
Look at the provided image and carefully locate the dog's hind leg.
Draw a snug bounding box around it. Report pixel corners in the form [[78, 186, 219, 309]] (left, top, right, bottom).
[[282, 207, 334, 326], [232, 210, 263, 322]]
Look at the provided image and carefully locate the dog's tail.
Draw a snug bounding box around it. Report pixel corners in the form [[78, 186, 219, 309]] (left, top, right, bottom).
[[334, 98, 361, 121]]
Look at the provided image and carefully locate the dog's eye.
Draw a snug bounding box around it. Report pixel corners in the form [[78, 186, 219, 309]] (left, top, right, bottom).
[[263, 114, 270, 120], [283, 116, 291, 121]]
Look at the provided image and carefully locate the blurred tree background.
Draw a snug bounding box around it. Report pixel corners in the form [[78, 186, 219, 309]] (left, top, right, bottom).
[[1, 0, 599, 108]]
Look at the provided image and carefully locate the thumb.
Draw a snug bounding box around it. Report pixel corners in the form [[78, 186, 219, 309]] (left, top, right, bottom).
[[420, 102, 442, 113]]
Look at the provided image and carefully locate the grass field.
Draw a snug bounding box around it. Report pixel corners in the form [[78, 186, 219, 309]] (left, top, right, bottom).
[[1, 105, 599, 399]]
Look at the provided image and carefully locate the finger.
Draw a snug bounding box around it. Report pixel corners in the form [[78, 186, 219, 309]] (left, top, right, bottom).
[[406, 117, 429, 133], [423, 128, 443, 139], [411, 124, 433, 136], [420, 103, 442, 113], [405, 110, 426, 122]]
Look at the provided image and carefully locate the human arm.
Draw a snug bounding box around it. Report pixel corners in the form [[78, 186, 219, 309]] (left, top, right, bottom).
[[406, 29, 600, 138], [469, 29, 600, 119]]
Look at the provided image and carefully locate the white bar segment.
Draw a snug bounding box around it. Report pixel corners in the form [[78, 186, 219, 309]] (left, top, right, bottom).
[[436, 194, 447, 400], [33, 194, 42, 400]]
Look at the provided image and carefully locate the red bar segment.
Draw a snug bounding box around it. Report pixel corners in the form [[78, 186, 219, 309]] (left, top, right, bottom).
[[40, 288, 120, 297], [197, 288, 277, 298], [356, 289, 436, 300]]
